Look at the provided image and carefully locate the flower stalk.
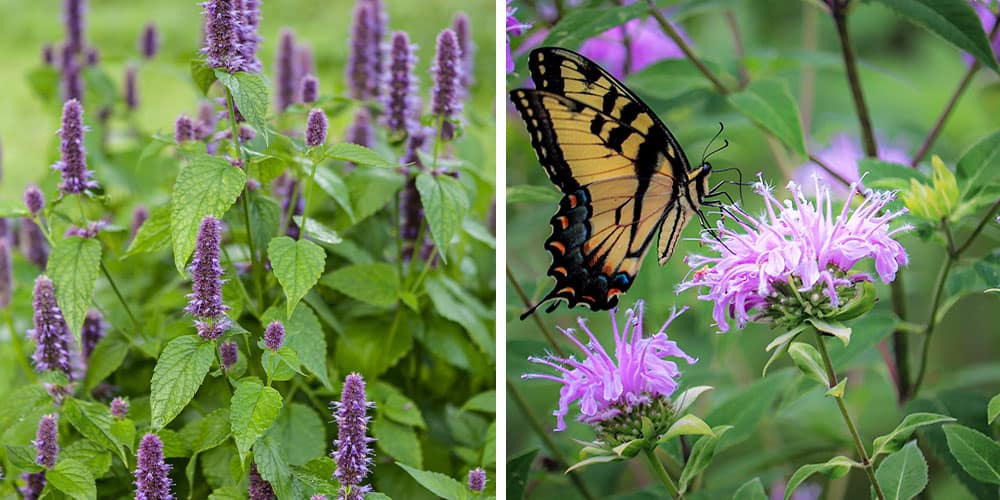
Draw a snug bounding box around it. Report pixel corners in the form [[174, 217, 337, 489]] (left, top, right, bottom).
[[646, 0, 729, 95], [642, 448, 679, 499], [830, 2, 877, 157]]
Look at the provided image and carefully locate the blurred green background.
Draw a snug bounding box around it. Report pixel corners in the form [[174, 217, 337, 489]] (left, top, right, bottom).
[[506, 1, 999, 498], [0, 0, 496, 200]]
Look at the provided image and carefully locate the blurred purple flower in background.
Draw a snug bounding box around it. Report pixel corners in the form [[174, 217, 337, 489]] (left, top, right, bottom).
[[300, 74, 319, 104], [24, 185, 45, 216], [140, 23, 159, 59], [965, 1, 1000, 64], [64, 0, 86, 55], [80, 309, 105, 362], [678, 175, 910, 332], [20, 472, 46, 500], [238, 0, 262, 72], [523, 300, 696, 432], [346, 4, 376, 101], [796, 133, 910, 196], [220, 341, 238, 370], [506, 0, 531, 73], [21, 220, 50, 268], [383, 31, 419, 136], [579, 17, 687, 78], [453, 12, 474, 95], [275, 29, 297, 112], [125, 65, 139, 110], [175, 115, 195, 143], [0, 239, 11, 309], [468, 468, 486, 492], [110, 397, 129, 419]]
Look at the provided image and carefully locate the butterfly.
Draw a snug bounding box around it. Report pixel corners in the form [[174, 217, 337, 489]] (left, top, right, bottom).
[[510, 47, 722, 319]]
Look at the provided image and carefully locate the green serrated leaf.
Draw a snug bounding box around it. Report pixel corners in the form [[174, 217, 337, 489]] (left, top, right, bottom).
[[872, 413, 956, 457], [248, 192, 280, 257], [150, 336, 216, 429], [784, 456, 856, 500], [216, 71, 270, 136], [262, 303, 330, 389], [374, 416, 423, 468], [61, 439, 112, 478], [506, 185, 559, 204], [313, 165, 356, 221], [83, 331, 128, 390], [190, 59, 217, 95], [125, 205, 172, 257], [326, 142, 399, 169], [876, 441, 928, 500], [254, 433, 298, 498], [733, 477, 768, 500], [679, 426, 732, 493], [788, 342, 830, 387], [372, 382, 427, 429], [425, 277, 494, 358], [268, 236, 326, 317], [321, 262, 400, 307], [48, 236, 102, 344], [869, 0, 999, 73], [180, 408, 231, 453], [265, 403, 326, 466], [396, 462, 467, 500], [943, 424, 1000, 484], [171, 154, 247, 273], [6, 445, 43, 472], [290, 457, 339, 497], [416, 173, 470, 262], [261, 345, 303, 381], [728, 79, 807, 156], [62, 398, 130, 464], [230, 379, 283, 461], [46, 458, 96, 500], [462, 391, 496, 413]]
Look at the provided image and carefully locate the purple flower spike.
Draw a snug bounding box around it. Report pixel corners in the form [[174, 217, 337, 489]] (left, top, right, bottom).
[[332, 372, 375, 499], [125, 65, 139, 110], [80, 309, 105, 362], [219, 340, 238, 370], [34, 414, 59, 469], [21, 220, 50, 268], [110, 397, 129, 419], [238, 0, 262, 72], [131, 205, 149, 239], [263, 321, 285, 351], [346, 3, 375, 101], [310, 496, 327, 500], [305, 108, 328, 148], [20, 472, 46, 500], [275, 29, 297, 112], [452, 12, 474, 94], [30, 276, 73, 377], [523, 301, 696, 432], [248, 463, 276, 500], [295, 43, 316, 82], [505, 0, 531, 73], [24, 185, 46, 216], [62, 57, 83, 102], [53, 99, 97, 196], [64, 0, 86, 55], [186, 216, 229, 324], [175, 114, 194, 143], [678, 175, 911, 332], [134, 433, 174, 500], [140, 23, 159, 59], [202, 0, 244, 73], [346, 108, 374, 149], [367, 0, 388, 97], [431, 29, 463, 140], [196, 100, 217, 140], [468, 468, 486, 492], [383, 31, 418, 135], [0, 239, 11, 309], [300, 74, 318, 104]]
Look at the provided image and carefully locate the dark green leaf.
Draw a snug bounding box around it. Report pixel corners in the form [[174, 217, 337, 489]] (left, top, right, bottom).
[[313, 166, 356, 221], [265, 403, 326, 466], [150, 336, 216, 429], [784, 456, 856, 500], [396, 462, 466, 500], [989, 394, 1000, 425], [876, 441, 928, 500], [679, 426, 732, 493], [344, 168, 405, 224], [873, 413, 956, 457], [83, 331, 129, 391], [869, 0, 1000, 72], [733, 477, 768, 500], [254, 434, 299, 499], [61, 439, 112, 478], [507, 449, 538, 500], [425, 277, 494, 358], [125, 205, 172, 257], [416, 172, 470, 262], [321, 262, 400, 307], [171, 154, 247, 273], [48, 236, 102, 344], [230, 379, 283, 460], [539, 3, 647, 50], [248, 155, 286, 185], [46, 458, 96, 500], [787, 342, 830, 386], [325, 143, 398, 169], [374, 416, 423, 468], [190, 59, 217, 95], [955, 129, 1000, 206], [180, 408, 231, 453], [728, 79, 807, 156], [263, 303, 330, 389], [268, 236, 326, 317], [943, 424, 1000, 484], [216, 71, 270, 136], [462, 391, 496, 413], [62, 398, 130, 464]]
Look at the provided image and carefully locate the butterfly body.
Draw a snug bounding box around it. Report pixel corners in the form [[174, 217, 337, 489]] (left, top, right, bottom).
[[511, 47, 713, 318]]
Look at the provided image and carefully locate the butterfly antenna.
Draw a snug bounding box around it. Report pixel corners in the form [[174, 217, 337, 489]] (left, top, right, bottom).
[[700, 122, 726, 165], [695, 208, 732, 253]]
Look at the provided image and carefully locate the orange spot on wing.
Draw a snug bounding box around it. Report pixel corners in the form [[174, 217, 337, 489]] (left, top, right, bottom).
[[557, 287, 575, 296], [556, 216, 570, 229], [552, 266, 568, 277], [568, 195, 578, 208], [548, 241, 567, 255]]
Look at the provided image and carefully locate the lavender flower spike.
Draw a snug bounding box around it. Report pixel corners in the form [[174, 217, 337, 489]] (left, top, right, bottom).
[[263, 321, 284, 351], [383, 31, 418, 135], [300, 74, 318, 104], [125, 65, 139, 110], [186, 216, 229, 340], [346, 3, 375, 101], [175, 115, 194, 143], [238, 0, 262, 72], [367, 0, 388, 95], [431, 29, 463, 140], [80, 309, 105, 362], [452, 12, 474, 94], [34, 414, 59, 468], [219, 341, 238, 370], [305, 108, 328, 148], [24, 185, 45, 216], [134, 433, 174, 500], [523, 300, 696, 432], [53, 99, 97, 195], [21, 220, 50, 268], [64, 0, 86, 55], [274, 29, 297, 112], [110, 397, 129, 419], [332, 372, 375, 500], [310, 496, 327, 500], [202, 0, 244, 73], [30, 276, 73, 377], [20, 472, 46, 500], [248, 463, 276, 500], [0, 239, 11, 309], [678, 174, 911, 332], [140, 23, 159, 59], [468, 468, 486, 492]]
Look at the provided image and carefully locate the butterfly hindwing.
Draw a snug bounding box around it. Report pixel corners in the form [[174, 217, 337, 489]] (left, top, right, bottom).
[[512, 47, 709, 318]]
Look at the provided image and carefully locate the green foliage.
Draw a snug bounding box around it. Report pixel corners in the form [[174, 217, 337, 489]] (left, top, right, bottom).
[[215, 71, 270, 139], [875, 441, 929, 500], [268, 236, 326, 317], [678, 426, 732, 494], [397, 462, 470, 500], [230, 378, 283, 461], [170, 154, 247, 273], [322, 262, 401, 307], [784, 456, 856, 500], [535, 3, 647, 51], [732, 478, 768, 500], [150, 336, 216, 429], [943, 424, 1000, 484], [872, 413, 956, 457], [727, 79, 807, 156], [46, 458, 97, 500], [48, 236, 102, 344], [416, 172, 471, 262]]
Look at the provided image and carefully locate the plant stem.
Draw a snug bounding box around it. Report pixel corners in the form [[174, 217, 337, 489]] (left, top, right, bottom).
[[507, 378, 597, 500], [814, 330, 886, 500], [912, 251, 954, 396], [911, 17, 1000, 167], [642, 447, 680, 499], [646, 0, 730, 95], [225, 88, 264, 309], [506, 265, 565, 357], [799, 3, 819, 134], [954, 198, 1000, 256], [724, 9, 749, 89], [831, 3, 877, 157], [891, 275, 911, 402], [101, 261, 141, 331], [4, 310, 37, 383], [807, 153, 852, 187]]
